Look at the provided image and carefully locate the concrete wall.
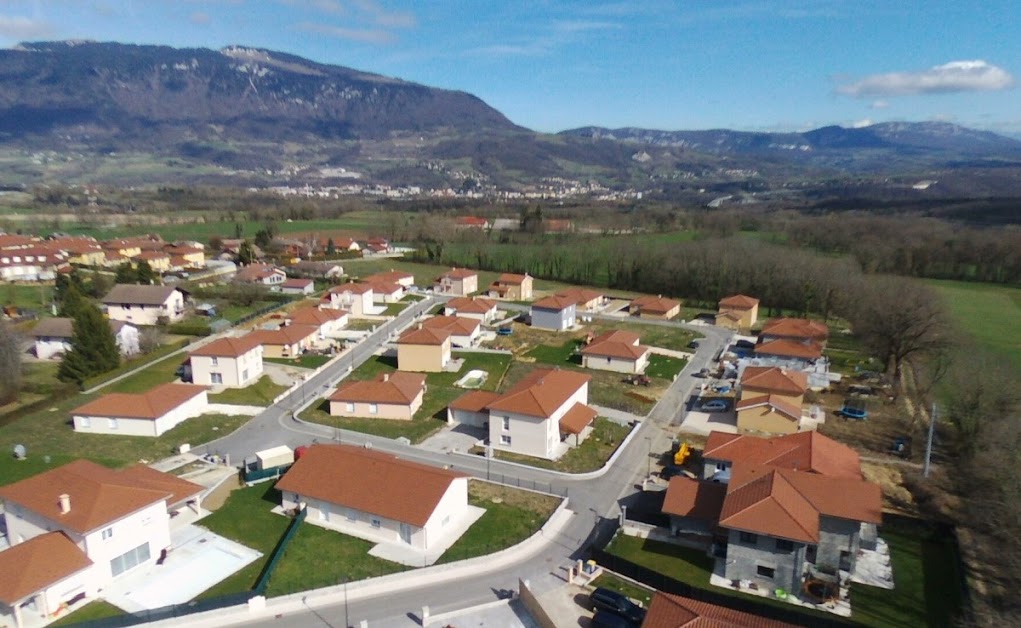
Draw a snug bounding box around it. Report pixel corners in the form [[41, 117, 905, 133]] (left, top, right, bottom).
[[328, 393, 422, 420], [3, 563, 98, 626], [518, 578, 557, 628], [530, 306, 575, 331], [723, 528, 805, 594], [398, 341, 450, 372], [421, 477, 470, 548], [816, 517, 861, 573], [736, 407, 799, 435]]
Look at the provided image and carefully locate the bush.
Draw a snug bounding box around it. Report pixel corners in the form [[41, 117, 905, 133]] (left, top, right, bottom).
[[165, 321, 212, 336]]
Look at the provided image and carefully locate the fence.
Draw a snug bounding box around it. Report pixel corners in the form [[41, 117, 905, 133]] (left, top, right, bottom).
[[253, 506, 307, 595], [242, 463, 292, 485]]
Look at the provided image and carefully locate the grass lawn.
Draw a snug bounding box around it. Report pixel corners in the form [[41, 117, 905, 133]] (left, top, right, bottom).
[[928, 279, 1021, 370], [50, 600, 125, 626], [588, 321, 701, 353], [346, 319, 381, 331], [438, 480, 561, 564], [382, 302, 410, 316], [101, 348, 189, 393], [208, 375, 289, 406], [645, 354, 687, 380], [264, 354, 334, 369], [590, 573, 655, 609], [302, 352, 513, 443], [199, 483, 407, 599], [1, 283, 53, 310], [81, 338, 191, 391], [217, 301, 280, 324], [489, 418, 631, 473], [527, 339, 582, 365]]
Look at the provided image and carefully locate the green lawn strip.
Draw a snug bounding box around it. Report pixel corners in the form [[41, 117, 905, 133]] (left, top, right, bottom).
[[590, 573, 655, 609], [587, 321, 700, 353], [1, 283, 54, 310], [199, 484, 407, 599], [605, 535, 838, 622], [488, 418, 631, 473], [0, 452, 122, 485], [264, 354, 333, 369], [82, 339, 192, 390], [346, 319, 382, 331], [527, 339, 582, 365], [301, 352, 513, 443], [49, 600, 125, 626], [437, 481, 560, 565], [104, 354, 186, 393], [927, 279, 1021, 370], [645, 354, 687, 380], [824, 348, 881, 376], [217, 301, 279, 324], [382, 302, 410, 316], [208, 375, 290, 406]]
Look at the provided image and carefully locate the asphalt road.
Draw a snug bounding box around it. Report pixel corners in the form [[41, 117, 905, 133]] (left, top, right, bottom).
[[195, 303, 732, 627]]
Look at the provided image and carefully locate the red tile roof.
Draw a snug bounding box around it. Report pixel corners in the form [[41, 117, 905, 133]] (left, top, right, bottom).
[[555, 287, 603, 306], [0, 532, 93, 605], [455, 216, 489, 226], [662, 477, 728, 521], [485, 368, 590, 419], [276, 444, 466, 527], [631, 295, 681, 315], [754, 339, 823, 360], [532, 295, 577, 311], [739, 367, 808, 396], [364, 270, 413, 284], [281, 278, 313, 289], [326, 282, 374, 295], [496, 273, 529, 285], [362, 280, 403, 295], [246, 324, 319, 347], [703, 431, 863, 480], [398, 326, 452, 346], [760, 318, 829, 342], [719, 294, 760, 309], [581, 330, 649, 360], [421, 315, 481, 336], [448, 390, 503, 413], [189, 335, 262, 359], [287, 306, 348, 327], [0, 459, 201, 535], [235, 264, 285, 283], [734, 395, 802, 422], [559, 403, 597, 435], [446, 296, 497, 314], [72, 383, 207, 420], [437, 268, 478, 280], [643, 591, 800, 628], [329, 371, 426, 405]]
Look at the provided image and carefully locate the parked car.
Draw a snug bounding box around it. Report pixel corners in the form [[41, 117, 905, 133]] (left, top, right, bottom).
[[592, 609, 635, 628], [174, 364, 192, 383], [590, 588, 646, 625], [701, 399, 729, 412]]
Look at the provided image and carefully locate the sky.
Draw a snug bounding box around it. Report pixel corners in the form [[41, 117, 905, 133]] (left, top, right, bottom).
[[0, 0, 1019, 135]]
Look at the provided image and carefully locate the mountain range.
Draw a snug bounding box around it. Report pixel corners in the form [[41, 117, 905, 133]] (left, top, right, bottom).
[[2, 41, 1021, 196]]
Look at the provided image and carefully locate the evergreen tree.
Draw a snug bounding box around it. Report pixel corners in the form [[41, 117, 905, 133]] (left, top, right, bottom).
[[57, 282, 87, 319], [114, 262, 138, 284], [237, 239, 256, 265], [58, 304, 120, 386], [135, 260, 157, 285], [326, 237, 336, 255], [0, 321, 22, 405]]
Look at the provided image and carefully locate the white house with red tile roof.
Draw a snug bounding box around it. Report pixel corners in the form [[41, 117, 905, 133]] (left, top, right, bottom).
[[433, 268, 478, 296], [0, 246, 70, 281], [321, 283, 374, 316], [530, 295, 577, 331], [421, 315, 481, 348], [328, 372, 426, 420], [443, 296, 499, 323], [286, 306, 349, 340], [244, 324, 319, 359], [554, 287, 605, 311], [276, 445, 475, 561], [362, 280, 405, 303], [189, 336, 264, 388], [629, 295, 681, 320], [449, 368, 597, 460], [0, 460, 203, 627], [102, 285, 188, 325], [643, 591, 799, 628], [279, 277, 315, 295], [71, 383, 209, 437], [580, 330, 650, 374], [363, 269, 414, 288], [233, 263, 286, 286]]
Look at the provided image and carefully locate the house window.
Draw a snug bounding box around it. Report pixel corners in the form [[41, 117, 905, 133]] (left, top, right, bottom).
[[776, 539, 795, 552], [110, 542, 151, 577], [500, 435, 511, 446], [102, 527, 114, 540], [210, 357, 219, 366], [242, 369, 249, 382], [108, 418, 119, 430], [345, 402, 355, 412], [756, 565, 776, 579], [739, 531, 757, 544], [211, 372, 223, 385], [502, 417, 510, 431], [716, 462, 727, 471], [369, 403, 378, 415], [79, 417, 91, 428], [371, 518, 381, 529]]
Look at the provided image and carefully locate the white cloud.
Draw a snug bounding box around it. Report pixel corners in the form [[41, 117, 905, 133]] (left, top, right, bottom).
[[838, 60, 1015, 97], [349, 0, 415, 28], [851, 118, 873, 128], [469, 41, 550, 57], [553, 20, 620, 33], [869, 99, 889, 110], [293, 22, 396, 44], [0, 15, 53, 39]]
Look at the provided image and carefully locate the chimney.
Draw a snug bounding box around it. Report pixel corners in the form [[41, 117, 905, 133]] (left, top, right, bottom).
[[58, 493, 71, 514], [383, 373, 390, 382], [417, 323, 423, 330]]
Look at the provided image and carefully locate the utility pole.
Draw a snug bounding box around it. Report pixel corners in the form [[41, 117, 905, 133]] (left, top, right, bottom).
[[923, 402, 936, 478]]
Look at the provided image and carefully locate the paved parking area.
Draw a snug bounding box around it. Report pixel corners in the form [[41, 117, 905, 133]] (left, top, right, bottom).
[[681, 409, 738, 435], [534, 583, 594, 627], [419, 423, 486, 453]]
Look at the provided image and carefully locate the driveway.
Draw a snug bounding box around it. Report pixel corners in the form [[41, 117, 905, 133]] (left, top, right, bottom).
[[681, 409, 738, 435], [419, 423, 486, 454]]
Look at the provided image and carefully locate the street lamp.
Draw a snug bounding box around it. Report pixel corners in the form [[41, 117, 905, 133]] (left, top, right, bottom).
[[645, 436, 653, 478]]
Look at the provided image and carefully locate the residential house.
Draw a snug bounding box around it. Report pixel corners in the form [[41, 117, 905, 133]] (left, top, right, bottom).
[[454, 216, 490, 230], [102, 285, 189, 325], [363, 238, 391, 255], [0, 460, 202, 628], [736, 367, 809, 435], [279, 278, 315, 296], [554, 287, 605, 311], [363, 280, 405, 303], [421, 315, 481, 348], [329, 237, 360, 253], [0, 234, 39, 249], [630, 295, 681, 320], [132, 250, 171, 273], [189, 336, 264, 388], [289, 260, 344, 280], [164, 244, 205, 268], [433, 268, 478, 296], [663, 431, 882, 597], [753, 318, 829, 371], [328, 372, 426, 420], [0, 246, 70, 281], [31, 318, 139, 360], [245, 324, 319, 359], [759, 318, 829, 345], [71, 383, 209, 437], [643, 592, 799, 628], [321, 283, 373, 316], [716, 294, 760, 332], [443, 296, 499, 324], [530, 295, 577, 331], [286, 306, 349, 340], [234, 264, 287, 286], [450, 368, 596, 460], [276, 444, 470, 553], [580, 330, 650, 374], [45, 236, 106, 267], [363, 270, 415, 288], [487, 273, 533, 300], [397, 326, 452, 372]]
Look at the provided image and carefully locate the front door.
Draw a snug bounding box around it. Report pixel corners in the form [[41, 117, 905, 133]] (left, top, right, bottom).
[[399, 523, 412, 544]]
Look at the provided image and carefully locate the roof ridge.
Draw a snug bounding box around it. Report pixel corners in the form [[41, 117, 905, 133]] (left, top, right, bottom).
[[771, 470, 819, 541]]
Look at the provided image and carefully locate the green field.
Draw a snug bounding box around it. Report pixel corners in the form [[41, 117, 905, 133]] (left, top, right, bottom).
[[928, 279, 1021, 370]]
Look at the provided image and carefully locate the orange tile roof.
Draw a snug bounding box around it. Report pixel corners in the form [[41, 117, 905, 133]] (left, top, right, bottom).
[[437, 267, 477, 280], [486, 368, 591, 419], [72, 383, 207, 420], [329, 371, 426, 405], [326, 282, 374, 295], [559, 403, 597, 435], [398, 326, 452, 346], [276, 444, 466, 527], [0, 234, 38, 248], [662, 477, 728, 521], [631, 295, 681, 315], [643, 591, 800, 628], [189, 335, 262, 358], [0, 459, 201, 534], [555, 287, 603, 305], [448, 390, 503, 413], [703, 430, 862, 480], [235, 264, 284, 282], [581, 330, 649, 360], [133, 250, 169, 261], [446, 296, 497, 314], [362, 280, 403, 295], [739, 367, 808, 396], [760, 318, 829, 342], [719, 294, 760, 309], [281, 278, 313, 289], [246, 324, 319, 346], [754, 339, 823, 360], [287, 306, 348, 326], [421, 315, 481, 336], [496, 273, 529, 285], [532, 295, 577, 311], [0, 532, 93, 605], [734, 395, 802, 422]]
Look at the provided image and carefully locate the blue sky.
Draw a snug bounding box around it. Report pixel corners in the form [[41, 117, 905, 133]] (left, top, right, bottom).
[[1, 1, 1018, 134]]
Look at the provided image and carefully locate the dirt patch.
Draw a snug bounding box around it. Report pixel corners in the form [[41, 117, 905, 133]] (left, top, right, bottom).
[[469, 478, 560, 514], [861, 462, 917, 514], [202, 473, 244, 511]]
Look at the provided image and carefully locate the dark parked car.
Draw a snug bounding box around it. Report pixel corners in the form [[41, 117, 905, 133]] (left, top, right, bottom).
[[590, 588, 646, 624], [592, 610, 635, 628]]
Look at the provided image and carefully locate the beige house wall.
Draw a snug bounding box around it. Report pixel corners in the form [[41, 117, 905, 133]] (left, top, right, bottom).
[[489, 383, 588, 459], [582, 352, 648, 374], [739, 389, 804, 407], [737, 407, 799, 435], [638, 305, 679, 320], [106, 291, 186, 325], [191, 349, 263, 388], [398, 341, 451, 372], [329, 392, 423, 420]]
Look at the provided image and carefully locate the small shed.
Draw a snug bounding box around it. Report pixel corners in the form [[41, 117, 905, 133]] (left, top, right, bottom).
[[256, 445, 294, 471]]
